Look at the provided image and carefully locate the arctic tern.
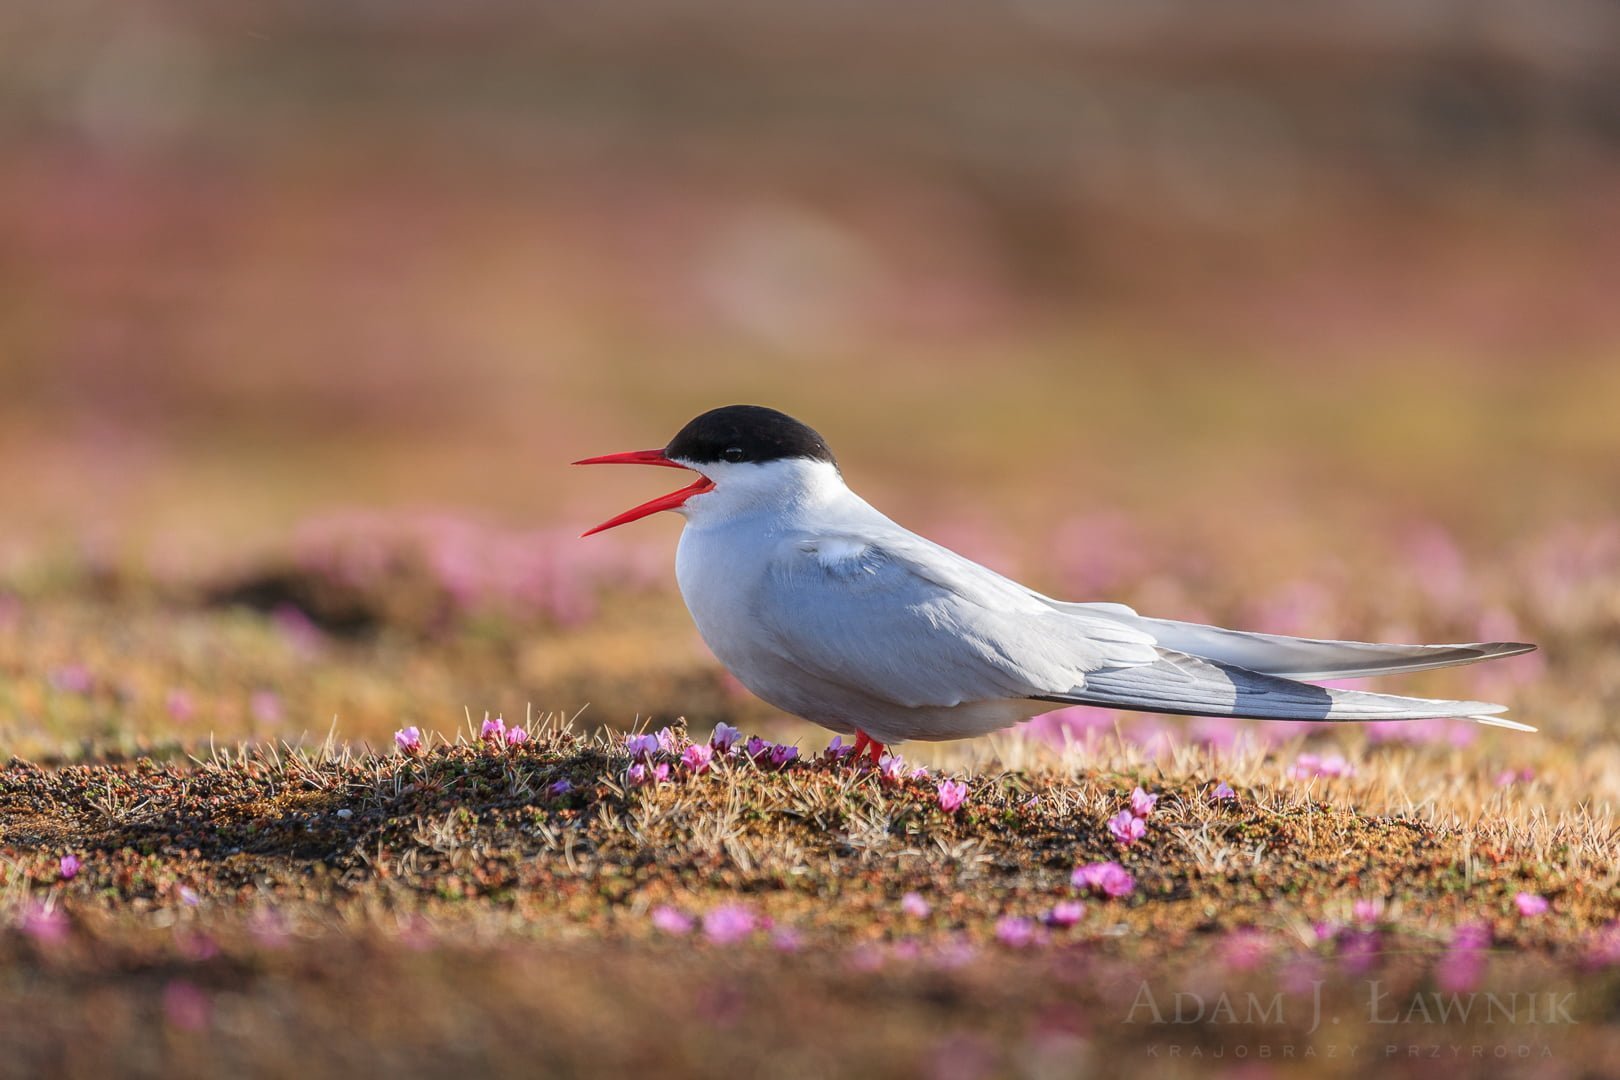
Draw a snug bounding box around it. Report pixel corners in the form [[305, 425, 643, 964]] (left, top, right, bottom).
[[576, 405, 1536, 763]]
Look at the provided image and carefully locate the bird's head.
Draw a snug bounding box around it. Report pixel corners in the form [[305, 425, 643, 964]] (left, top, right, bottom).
[[573, 405, 840, 535]]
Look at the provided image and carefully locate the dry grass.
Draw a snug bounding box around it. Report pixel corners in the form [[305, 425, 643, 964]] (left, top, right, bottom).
[[2, 716, 1618, 1078]]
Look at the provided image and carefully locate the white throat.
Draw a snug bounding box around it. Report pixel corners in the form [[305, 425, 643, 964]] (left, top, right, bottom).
[[673, 457, 848, 529]]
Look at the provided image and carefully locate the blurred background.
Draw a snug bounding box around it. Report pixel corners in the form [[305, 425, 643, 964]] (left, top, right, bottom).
[[1, 0, 1617, 754]]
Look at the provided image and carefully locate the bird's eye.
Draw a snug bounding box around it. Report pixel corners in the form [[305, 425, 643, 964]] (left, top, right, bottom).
[[723, 447, 745, 462]]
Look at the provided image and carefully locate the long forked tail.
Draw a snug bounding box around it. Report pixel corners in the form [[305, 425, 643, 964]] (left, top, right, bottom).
[[1056, 601, 1537, 682], [1037, 649, 1537, 732]]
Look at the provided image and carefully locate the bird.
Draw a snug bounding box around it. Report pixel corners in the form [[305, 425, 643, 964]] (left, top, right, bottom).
[[575, 404, 1537, 764]]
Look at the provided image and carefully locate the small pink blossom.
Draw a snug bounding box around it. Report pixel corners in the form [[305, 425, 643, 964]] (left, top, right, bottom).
[[162, 980, 211, 1032], [1072, 861, 1135, 898], [1219, 929, 1272, 971], [250, 690, 283, 724], [547, 778, 573, 797], [1047, 900, 1085, 928], [1108, 809, 1146, 846], [745, 736, 771, 759], [651, 906, 694, 935], [1129, 786, 1158, 818], [20, 904, 69, 944], [1495, 767, 1534, 787], [49, 665, 93, 695], [625, 733, 660, 761], [877, 754, 907, 782], [627, 762, 670, 788], [767, 744, 799, 769], [682, 744, 714, 773], [702, 904, 757, 944], [655, 727, 680, 754], [1337, 930, 1381, 975], [824, 735, 854, 760], [394, 727, 422, 755], [59, 854, 81, 881], [165, 690, 196, 722], [1437, 923, 1491, 992], [1515, 892, 1549, 917], [936, 780, 968, 813], [1210, 781, 1236, 802], [480, 716, 507, 744], [994, 916, 1037, 948], [1287, 752, 1355, 780], [710, 723, 742, 753], [504, 725, 529, 747], [901, 892, 932, 918], [179, 885, 200, 907], [1352, 899, 1384, 925]]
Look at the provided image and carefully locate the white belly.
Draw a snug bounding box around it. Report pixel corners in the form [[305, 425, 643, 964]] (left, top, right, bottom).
[[673, 521, 1043, 744]]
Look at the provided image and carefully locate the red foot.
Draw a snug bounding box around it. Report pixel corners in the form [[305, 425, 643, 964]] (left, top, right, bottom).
[[851, 730, 888, 766]]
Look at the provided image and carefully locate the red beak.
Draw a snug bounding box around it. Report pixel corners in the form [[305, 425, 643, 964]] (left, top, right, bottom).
[[572, 449, 716, 536]]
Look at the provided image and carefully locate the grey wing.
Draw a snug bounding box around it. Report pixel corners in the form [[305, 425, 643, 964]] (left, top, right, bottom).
[[1050, 601, 1536, 681], [754, 528, 1532, 731], [1040, 648, 1534, 730], [753, 534, 1159, 709]]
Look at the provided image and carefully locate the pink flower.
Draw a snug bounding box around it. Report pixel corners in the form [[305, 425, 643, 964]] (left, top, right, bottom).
[[547, 778, 573, 797], [767, 744, 799, 768], [58, 855, 80, 881], [480, 716, 507, 744], [1210, 781, 1236, 802], [824, 735, 854, 760], [710, 723, 742, 753], [249, 691, 283, 724], [1494, 767, 1534, 787], [1129, 786, 1158, 818], [745, 736, 771, 759], [1287, 753, 1355, 780], [394, 727, 422, 755], [702, 905, 757, 944], [1219, 930, 1271, 971], [1108, 809, 1146, 846], [1352, 899, 1383, 925], [1337, 930, 1381, 975], [625, 733, 660, 761], [937, 780, 968, 813], [1437, 924, 1491, 992], [682, 744, 714, 774], [656, 727, 680, 754], [1515, 892, 1549, 917], [901, 892, 932, 918], [628, 763, 670, 788], [162, 980, 211, 1032], [49, 665, 93, 695], [1047, 900, 1085, 928], [504, 725, 529, 747], [20, 904, 69, 944], [910, 765, 930, 780], [1072, 861, 1135, 898], [165, 690, 196, 722], [994, 916, 1037, 948], [770, 928, 802, 952], [877, 754, 907, 782], [651, 906, 694, 935]]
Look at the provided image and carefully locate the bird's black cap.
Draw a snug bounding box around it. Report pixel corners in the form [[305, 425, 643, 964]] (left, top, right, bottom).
[[665, 405, 836, 467]]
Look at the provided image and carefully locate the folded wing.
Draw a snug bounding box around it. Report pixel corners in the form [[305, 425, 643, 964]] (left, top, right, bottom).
[[1051, 601, 1536, 681]]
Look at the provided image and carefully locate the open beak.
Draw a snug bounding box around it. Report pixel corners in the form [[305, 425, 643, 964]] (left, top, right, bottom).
[[572, 449, 716, 536]]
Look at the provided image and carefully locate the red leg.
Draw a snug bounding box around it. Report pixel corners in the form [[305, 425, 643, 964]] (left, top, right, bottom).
[[861, 732, 887, 765], [850, 730, 872, 763]]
